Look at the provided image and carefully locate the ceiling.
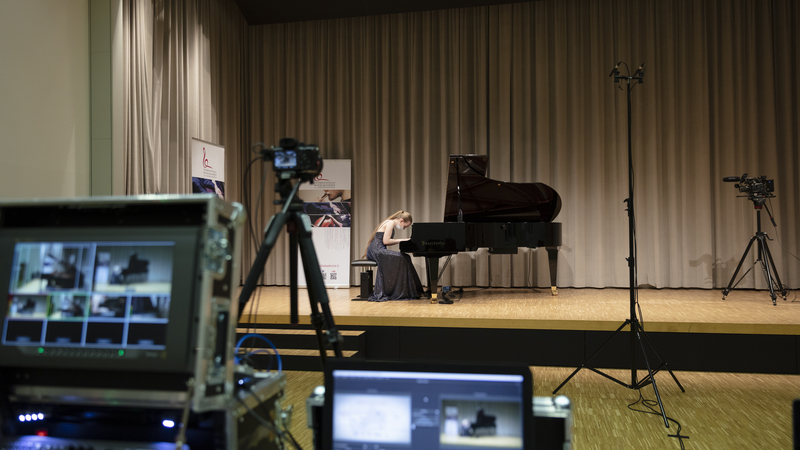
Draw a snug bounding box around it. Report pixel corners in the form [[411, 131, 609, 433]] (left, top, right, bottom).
[[234, 0, 528, 25]]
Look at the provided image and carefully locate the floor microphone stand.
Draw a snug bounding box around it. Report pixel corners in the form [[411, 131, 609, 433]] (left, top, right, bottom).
[[553, 62, 684, 430], [238, 175, 344, 368]]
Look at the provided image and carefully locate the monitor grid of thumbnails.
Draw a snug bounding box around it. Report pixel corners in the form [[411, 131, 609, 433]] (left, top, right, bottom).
[[3, 241, 174, 350], [331, 371, 526, 449]]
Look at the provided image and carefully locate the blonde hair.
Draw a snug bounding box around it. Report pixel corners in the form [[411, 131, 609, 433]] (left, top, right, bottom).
[[362, 210, 413, 258]]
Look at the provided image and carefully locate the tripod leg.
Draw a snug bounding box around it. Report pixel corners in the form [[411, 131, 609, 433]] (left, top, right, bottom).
[[756, 236, 777, 305], [238, 212, 293, 319], [290, 232, 299, 324], [636, 326, 685, 392], [552, 367, 584, 395], [553, 320, 632, 394], [295, 213, 344, 362], [632, 322, 670, 428], [762, 238, 788, 299], [722, 236, 758, 299]]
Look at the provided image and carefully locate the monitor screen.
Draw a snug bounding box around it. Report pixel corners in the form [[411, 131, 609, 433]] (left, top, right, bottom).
[[0, 226, 201, 374], [273, 150, 297, 170], [5, 240, 173, 349], [324, 360, 533, 450]]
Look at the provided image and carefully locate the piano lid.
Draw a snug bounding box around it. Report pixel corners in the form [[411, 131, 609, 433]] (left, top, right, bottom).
[[444, 154, 562, 223]]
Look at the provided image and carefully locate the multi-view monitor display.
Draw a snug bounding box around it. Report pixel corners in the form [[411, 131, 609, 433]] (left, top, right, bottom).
[[328, 368, 529, 449], [3, 241, 174, 350]]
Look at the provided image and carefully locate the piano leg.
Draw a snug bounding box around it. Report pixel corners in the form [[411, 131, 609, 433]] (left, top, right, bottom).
[[424, 257, 441, 304], [546, 247, 558, 296]]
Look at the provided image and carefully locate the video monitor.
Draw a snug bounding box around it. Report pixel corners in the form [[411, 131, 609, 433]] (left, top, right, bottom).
[[273, 150, 297, 170], [324, 359, 533, 450], [0, 226, 201, 374]]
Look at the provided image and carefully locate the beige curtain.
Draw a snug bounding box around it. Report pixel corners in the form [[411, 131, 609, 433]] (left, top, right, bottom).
[[123, 0, 156, 193], [245, 0, 799, 289], [126, 0, 798, 289], [124, 0, 248, 196]]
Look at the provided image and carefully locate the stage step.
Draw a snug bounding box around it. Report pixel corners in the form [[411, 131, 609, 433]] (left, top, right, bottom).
[[235, 327, 366, 371]]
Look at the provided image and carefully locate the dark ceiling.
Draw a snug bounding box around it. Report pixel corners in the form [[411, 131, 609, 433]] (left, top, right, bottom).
[[234, 0, 527, 25]]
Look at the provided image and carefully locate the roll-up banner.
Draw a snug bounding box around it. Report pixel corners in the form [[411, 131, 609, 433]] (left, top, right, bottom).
[[298, 159, 351, 288], [190, 138, 225, 199]]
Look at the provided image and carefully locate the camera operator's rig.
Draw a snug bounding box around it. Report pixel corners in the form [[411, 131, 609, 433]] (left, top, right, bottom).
[[721, 174, 788, 305], [238, 138, 344, 363], [0, 195, 293, 450]]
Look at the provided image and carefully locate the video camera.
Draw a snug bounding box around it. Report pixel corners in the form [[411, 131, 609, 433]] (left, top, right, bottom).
[[263, 138, 322, 180], [723, 173, 775, 200]]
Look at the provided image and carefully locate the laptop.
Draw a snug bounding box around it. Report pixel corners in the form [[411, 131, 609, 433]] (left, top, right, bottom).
[[323, 359, 533, 449]]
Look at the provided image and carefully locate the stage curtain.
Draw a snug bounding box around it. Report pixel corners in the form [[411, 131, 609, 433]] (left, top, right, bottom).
[[123, 0, 248, 196], [244, 0, 799, 290], [122, 0, 156, 193]]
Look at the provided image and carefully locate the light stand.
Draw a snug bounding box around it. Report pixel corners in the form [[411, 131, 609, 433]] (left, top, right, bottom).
[[721, 197, 788, 305], [238, 160, 344, 369], [553, 62, 685, 430]]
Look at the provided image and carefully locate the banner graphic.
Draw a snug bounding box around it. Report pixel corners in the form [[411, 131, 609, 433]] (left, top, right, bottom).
[[191, 138, 225, 199], [298, 160, 352, 288]]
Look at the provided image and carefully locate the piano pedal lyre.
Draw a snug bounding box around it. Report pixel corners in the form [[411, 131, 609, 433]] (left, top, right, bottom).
[[551, 286, 558, 296]]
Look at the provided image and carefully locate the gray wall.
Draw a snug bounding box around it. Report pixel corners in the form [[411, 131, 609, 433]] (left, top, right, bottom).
[[0, 0, 92, 200]]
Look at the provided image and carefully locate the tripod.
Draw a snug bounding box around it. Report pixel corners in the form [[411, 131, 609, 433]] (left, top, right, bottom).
[[553, 62, 685, 430], [238, 175, 344, 367], [722, 201, 788, 306]]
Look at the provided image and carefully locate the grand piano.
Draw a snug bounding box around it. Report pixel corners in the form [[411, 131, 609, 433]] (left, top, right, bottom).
[[399, 154, 562, 303]]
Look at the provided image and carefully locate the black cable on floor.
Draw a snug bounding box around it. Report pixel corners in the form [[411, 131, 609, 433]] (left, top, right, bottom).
[[627, 390, 690, 449]]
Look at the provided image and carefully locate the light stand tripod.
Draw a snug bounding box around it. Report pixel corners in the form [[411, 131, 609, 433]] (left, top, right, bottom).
[[553, 62, 685, 430], [721, 197, 788, 305], [238, 147, 344, 368]]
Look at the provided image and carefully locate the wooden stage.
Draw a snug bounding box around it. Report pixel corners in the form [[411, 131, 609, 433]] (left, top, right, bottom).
[[239, 286, 800, 374]]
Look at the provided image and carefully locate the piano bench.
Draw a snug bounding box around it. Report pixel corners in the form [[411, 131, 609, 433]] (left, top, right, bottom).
[[351, 260, 377, 301]]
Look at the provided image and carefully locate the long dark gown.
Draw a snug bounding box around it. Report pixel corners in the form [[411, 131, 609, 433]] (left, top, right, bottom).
[[366, 231, 423, 302]]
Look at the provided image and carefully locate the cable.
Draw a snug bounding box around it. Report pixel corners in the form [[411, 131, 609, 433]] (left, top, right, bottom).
[[235, 395, 303, 450], [242, 156, 262, 252], [765, 198, 799, 262], [627, 390, 690, 449], [240, 350, 275, 372], [245, 161, 272, 351], [252, 160, 270, 258], [766, 198, 799, 298], [251, 381, 304, 450], [621, 61, 631, 77], [241, 142, 274, 360], [240, 155, 263, 363], [283, 429, 304, 450], [235, 334, 282, 372], [174, 383, 194, 449]]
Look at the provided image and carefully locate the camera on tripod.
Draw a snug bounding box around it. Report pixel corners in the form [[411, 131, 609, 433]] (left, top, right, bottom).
[[723, 174, 775, 201], [263, 138, 323, 180], [721, 172, 788, 304]]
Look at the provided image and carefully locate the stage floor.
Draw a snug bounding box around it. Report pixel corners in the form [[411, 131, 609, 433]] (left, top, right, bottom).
[[241, 288, 800, 449], [239, 286, 800, 335]]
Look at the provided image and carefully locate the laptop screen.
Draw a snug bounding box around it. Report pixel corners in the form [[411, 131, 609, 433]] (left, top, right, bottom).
[[323, 360, 532, 450]]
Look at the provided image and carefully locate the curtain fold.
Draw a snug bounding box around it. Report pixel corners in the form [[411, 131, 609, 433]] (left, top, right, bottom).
[[123, 0, 156, 193], [124, 0, 248, 197], [246, 0, 799, 289]]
